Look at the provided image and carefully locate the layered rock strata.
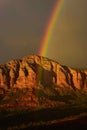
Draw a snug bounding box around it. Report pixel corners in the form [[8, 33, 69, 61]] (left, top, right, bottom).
[[0, 55, 87, 93]]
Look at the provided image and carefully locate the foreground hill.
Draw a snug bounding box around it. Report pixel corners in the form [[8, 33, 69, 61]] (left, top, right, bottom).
[[0, 55, 87, 129]]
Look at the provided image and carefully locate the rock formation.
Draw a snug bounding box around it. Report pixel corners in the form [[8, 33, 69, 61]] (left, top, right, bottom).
[[0, 55, 87, 130], [0, 55, 87, 93]]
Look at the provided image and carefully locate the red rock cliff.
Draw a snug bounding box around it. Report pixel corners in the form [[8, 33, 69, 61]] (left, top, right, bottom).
[[0, 55, 87, 93]]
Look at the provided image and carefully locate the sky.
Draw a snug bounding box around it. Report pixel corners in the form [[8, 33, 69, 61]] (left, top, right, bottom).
[[0, 0, 87, 68]]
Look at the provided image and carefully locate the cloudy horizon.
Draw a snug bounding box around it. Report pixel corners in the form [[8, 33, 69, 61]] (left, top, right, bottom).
[[0, 0, 87, 68]]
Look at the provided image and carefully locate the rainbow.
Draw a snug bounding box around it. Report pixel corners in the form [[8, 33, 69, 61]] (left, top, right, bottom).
[[39, 0, 64, 56]]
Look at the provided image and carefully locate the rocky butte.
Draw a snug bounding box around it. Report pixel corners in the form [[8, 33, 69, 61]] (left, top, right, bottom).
[[0, 55, 87, 130], [0, 55, 87, 91], [0, 55, 87, 110]]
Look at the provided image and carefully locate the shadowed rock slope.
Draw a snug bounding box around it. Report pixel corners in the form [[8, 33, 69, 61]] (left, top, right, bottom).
[[0, 55, 87, 91], [0, 55, 87, 129], [0, 55, 87, 110]]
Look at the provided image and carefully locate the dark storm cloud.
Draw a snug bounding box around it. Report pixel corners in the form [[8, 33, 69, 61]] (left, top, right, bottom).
[[46, 0, 87, 68], [0, 0, 57, 63], [0, 0, 87, 68]]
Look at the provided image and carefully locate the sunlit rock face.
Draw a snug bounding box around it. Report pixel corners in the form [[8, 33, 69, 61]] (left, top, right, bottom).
[[0, 55, 87, 92]]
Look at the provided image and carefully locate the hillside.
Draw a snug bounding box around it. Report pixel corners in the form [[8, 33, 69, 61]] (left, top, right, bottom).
[[0, 55, 87, 91], [0, 55, 87, 129]]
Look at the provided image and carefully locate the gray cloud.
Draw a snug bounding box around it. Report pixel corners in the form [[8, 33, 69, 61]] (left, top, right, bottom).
[[0, 0, 87, 68]]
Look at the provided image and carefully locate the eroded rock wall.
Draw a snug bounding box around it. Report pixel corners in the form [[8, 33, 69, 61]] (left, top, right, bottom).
[[0, 55, 87, 92]]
